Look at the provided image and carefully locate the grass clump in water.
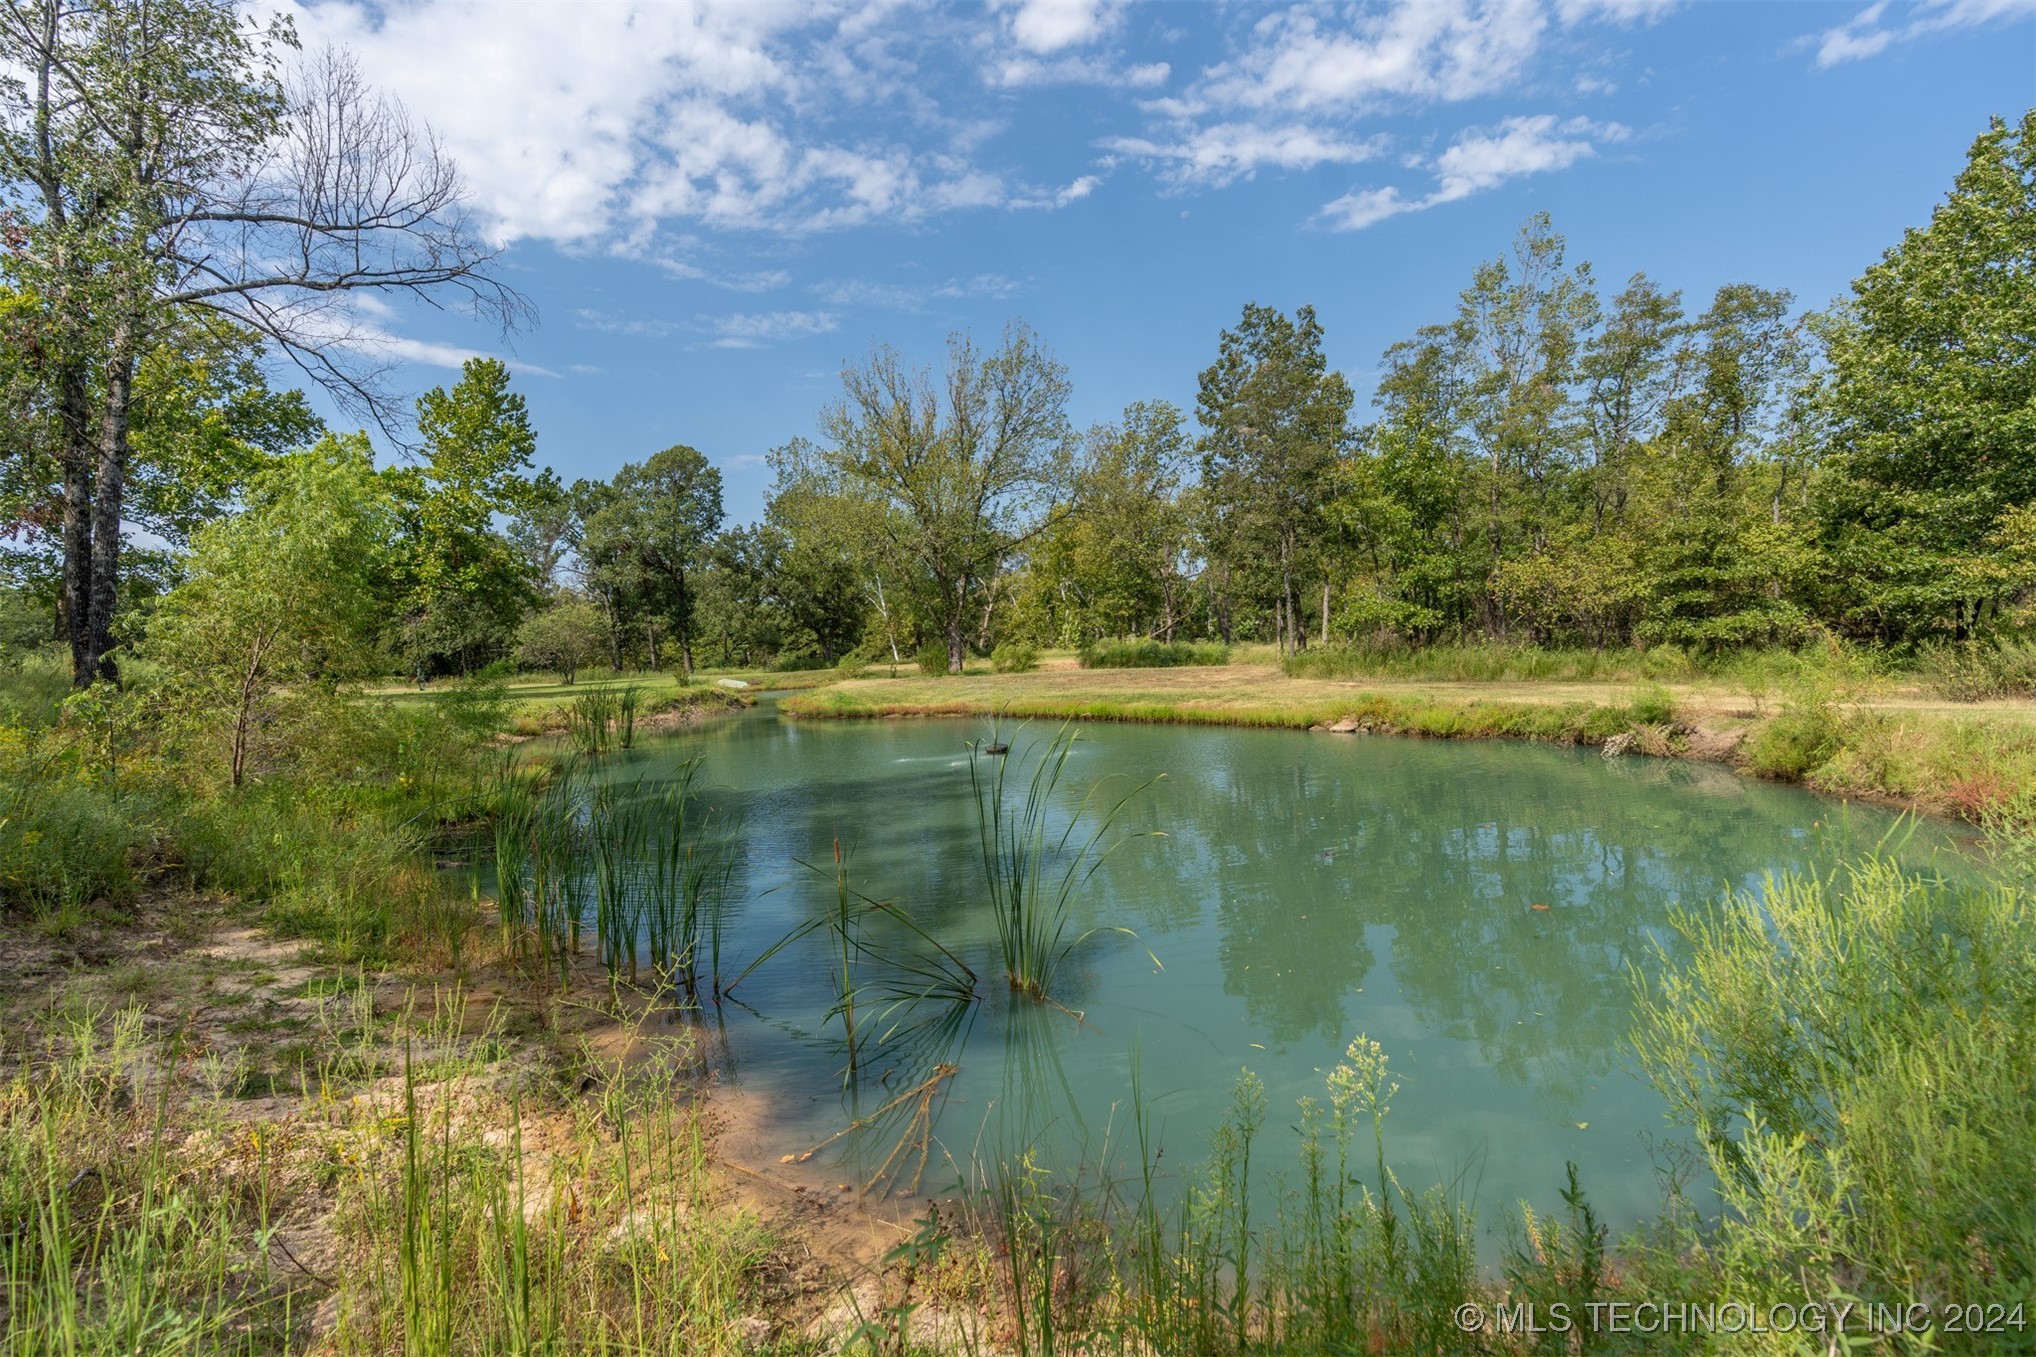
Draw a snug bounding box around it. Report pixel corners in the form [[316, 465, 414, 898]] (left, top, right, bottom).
[[970, 726, 1159, 1003]]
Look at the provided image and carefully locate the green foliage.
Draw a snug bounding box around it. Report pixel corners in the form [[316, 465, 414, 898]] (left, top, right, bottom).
[[142, 437, 395, 787], [387, 359, 543, 676], [914, 640, 950, 676], [564, 686, 621, 755], [990, 641, 1039, 673], [1629, 681, 1676, 725], [970, 726, 1156, 1000], [1633, 858, 2036, 1316], [0, 1008, 306, 1353], [1925, 638, 2036, 701], [1198, 303, 1353, 654], [1745, 695, 1843, 780], [1814, 112, 2036, 644], [175, 793, 451, 964], [579, 445, 725, 674], [1078, 638, 1229, 668], [514, 598, 605, 683], [1009, 401, 1197, 649], [818, 325, 1073, 674], [0, 738, 139, 917]]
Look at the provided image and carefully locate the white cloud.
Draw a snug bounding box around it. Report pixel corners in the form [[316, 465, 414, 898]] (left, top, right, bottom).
[[990, 0, 1127, 54], [574, 309, 679, 340], [1190, 1, 1552, 115], [1319, 114, 1624, 230], [811, 272, 1024, 310], [279, 0, 1098, 250], [1106, 124, 1388, 186], [1107, 1, 1661, 198], [933, 273, 1024, 299], [1812, 0, 2036, 66], [1553, 0, 1679, 23], [989, 55, 1170, 88], [705, 311, 841, 348], [282, 296, 558, 377]]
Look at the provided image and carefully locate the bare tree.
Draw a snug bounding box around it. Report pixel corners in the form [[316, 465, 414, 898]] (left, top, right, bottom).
[[1, 0, 528, 685]]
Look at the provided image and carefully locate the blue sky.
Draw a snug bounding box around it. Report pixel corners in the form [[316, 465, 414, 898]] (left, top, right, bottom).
[[287, 0, 2036, 522]]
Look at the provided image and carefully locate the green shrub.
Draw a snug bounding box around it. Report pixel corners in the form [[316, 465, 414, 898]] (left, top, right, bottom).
[[0, 754, 140, 915], [1630, 681, 1676, 725], [1745, 697, 1843, 780], [767, 650, 832, 672], [1633, 858, 2036, 1312], [0, 649, 71, 730], [991, 641, 1039, 674], [174, 792, 456, 964], [1079, 639, 1229, 669], [835, 649, 869, 679], [915, 640, 951, 676], [1925, 638, 2036, 701]]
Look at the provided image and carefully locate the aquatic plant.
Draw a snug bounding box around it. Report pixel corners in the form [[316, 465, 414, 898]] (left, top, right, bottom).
[[617, 684, 641, 749], [640, 756, 734, 999], [969, 724, 1161, 1002], [588, 776, 650, 985], [564, 686, 620, 755]]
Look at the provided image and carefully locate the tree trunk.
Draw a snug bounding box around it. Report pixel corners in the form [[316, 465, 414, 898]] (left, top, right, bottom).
[[1321, 580, 1331, 647], [84, 323, 136, 685], [59, 372, 94, 687], [946, 576, 967, 673], [946, 615, 966, 674]]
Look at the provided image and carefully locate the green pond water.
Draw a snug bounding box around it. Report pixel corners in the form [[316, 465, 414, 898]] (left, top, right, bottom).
[[557, 699, 1967, 1245]]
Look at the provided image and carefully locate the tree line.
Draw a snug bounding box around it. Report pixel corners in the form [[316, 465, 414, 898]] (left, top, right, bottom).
[[3, 0, 2030, 686], [521, 109, 2036, 676]]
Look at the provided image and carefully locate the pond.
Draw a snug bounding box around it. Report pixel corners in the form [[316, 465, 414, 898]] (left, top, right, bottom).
[[530, 698, 1966, 1249]]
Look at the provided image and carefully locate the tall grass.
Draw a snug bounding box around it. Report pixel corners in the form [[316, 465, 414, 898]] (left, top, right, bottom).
[[969, 727, 1159, 1002], [953, 1042, 1490, 1357], [1922, 637, 2036, 701], [0, 1008, 300, 1355], [487, 756, 735, 995], [1078, 639, 1230, 669], [641, 757, 733, 999], [325, 1035, 776, 1354]]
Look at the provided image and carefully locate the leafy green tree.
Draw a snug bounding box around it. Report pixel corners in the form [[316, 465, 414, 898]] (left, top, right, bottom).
[[1197, 304, 1352, 651], [143, 435, 391, 786], [515, 597, 604, 683], [1015, 401, 1198, 646], [1, 304, 319, 644], [819, 325, 1072, 672], [764, 438, 908, 664], [581, 445, 724, 674], [1629, 285, 1816, 648], [1814, 111, 2036, 643], [386, 358, 541, 675], [508, 468, 576, 592], [0, 0, 519, 686]]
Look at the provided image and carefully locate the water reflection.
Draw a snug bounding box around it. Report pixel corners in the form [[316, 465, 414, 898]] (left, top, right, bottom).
[[564, 705, 1960, 1231]]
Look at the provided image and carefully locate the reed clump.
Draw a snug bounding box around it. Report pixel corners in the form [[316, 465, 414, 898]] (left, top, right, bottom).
[[970, 726, 1159, 1003], [557, 681, 648, 755], [487, 755, 734, 996]]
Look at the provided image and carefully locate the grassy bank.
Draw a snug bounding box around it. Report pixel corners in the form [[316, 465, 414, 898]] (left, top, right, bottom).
[[783, 663, 2036, 823]]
